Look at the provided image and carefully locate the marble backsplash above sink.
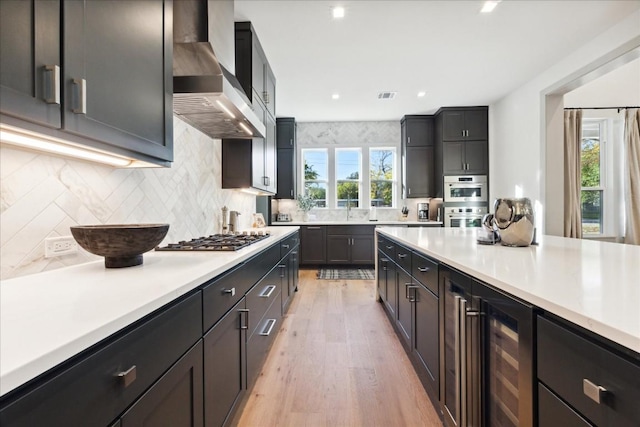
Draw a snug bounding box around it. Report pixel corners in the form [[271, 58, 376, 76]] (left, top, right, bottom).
[[0, 117, 255, 280]]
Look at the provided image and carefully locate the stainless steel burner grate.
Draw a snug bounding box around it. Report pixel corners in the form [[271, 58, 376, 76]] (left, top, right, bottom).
[[155, 232, 270, 251]]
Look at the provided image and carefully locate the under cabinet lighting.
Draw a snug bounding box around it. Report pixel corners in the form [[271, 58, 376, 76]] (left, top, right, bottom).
[[417, 91, 426, 97], [481, 1, 500, 13], [238, 121, 254, 136], [332, 6, 345, 19], [216, 100, 236, 119], [0, 124, 158, 168]]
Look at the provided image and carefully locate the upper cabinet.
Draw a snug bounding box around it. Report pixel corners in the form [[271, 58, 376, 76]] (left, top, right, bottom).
[[0, 0, 174, 166], [235, 22, 276, 118], [440, 107, 488, 141], [275, 117, 296, 199], [401, 115, 435, 198]]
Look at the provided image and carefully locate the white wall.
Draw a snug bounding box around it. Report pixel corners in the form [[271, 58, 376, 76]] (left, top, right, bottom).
[[0, 117, 256, 279], [489, 9, 640, 235]]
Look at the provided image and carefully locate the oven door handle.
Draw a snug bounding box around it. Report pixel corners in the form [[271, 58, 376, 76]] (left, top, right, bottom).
[[449, 183, 485, 188]]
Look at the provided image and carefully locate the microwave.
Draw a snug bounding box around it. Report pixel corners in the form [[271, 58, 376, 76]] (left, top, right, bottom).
[[444, 175, 487, 203]]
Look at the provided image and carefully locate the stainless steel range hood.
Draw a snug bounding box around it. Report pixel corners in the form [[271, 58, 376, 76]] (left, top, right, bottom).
[[173, 0, 265, 139]]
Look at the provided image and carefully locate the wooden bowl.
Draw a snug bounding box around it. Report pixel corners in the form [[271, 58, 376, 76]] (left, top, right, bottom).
[[70, 224, 169, 268]]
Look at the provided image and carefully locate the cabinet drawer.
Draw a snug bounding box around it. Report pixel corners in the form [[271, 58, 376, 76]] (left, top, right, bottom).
[[280, 233, 298, 258], [395, 243, 412, 273], [246, 266, 282, 339], [379, 236, 396, 259], [412, 252, 438, 296], [247, 295, 282, 388], [327, 225, 374, 235], [0, 291, 202, 427], [538, 382, 592, 427], [537, 316, 640, 426], [203, 264, 253, 332]]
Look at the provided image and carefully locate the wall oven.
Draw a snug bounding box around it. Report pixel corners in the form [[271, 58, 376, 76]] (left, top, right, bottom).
[[440, 266, 534, 427], [444, 206, 488, 228], [444, 175, 487, 203]]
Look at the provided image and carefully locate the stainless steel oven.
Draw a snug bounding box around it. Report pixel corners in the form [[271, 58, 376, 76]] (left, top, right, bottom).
[[444, 175, 487, 203], [444, 206, 487, 228]]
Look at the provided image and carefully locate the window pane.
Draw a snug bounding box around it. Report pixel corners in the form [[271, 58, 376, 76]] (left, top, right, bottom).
[[371, 181, 392, 207], [370, 149, 394, 180], [581, 123, 601, 187], [336, 181, 359, 207], [581, 189, 602, 234], [336, 149, 361, 180], [303, 149, 327, 181], [304, 182, 327, 207]]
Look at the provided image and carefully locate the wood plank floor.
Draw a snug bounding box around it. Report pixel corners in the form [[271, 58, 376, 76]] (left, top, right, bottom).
[[235, 268, 443, 427]]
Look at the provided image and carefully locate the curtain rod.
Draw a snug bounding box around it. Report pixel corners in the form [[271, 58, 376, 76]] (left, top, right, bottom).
[[564, 106, 639, 110]]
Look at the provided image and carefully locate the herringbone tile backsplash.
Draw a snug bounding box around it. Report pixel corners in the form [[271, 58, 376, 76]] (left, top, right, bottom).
[[0, 117, 255, 280]]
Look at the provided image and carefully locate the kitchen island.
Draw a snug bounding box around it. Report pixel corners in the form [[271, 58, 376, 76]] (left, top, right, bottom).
[[0, 226, 298, 403], [376, 226, 640, 427]]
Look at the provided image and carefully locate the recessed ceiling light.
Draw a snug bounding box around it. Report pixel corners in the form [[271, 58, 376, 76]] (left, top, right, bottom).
[[481, 1, 500, 13], [417, 91, 426, 98], [332, 93, 340, 100], [332, 6, 345, 19]]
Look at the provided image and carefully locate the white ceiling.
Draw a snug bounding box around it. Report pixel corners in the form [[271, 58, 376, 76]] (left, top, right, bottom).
[[234, 0, 640, 122]]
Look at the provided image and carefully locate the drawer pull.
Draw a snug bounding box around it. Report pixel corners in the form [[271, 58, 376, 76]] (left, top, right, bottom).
[[282, 244, 290, 249], [583, 379, 607, 404], [385, 245, 394, 250], [116, 365, 137, 388], [418, 266, 430, 273], [306, 226, 322, 230], [222, 287, 236, 296], [239, 309, 249, 330], [398, 253, 407, 259], [260, 284, 276, 298], [259, 319, 276, 336]]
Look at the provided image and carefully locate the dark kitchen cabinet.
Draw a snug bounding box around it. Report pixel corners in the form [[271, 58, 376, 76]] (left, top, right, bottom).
[[235, 22, 276, 118], [537, 315, 640, 427], [280, 245, 299, 314], [440, 107, 488, 141], [0, 0, 173, 166], [401, 115, 435, 198], [0, 291, 202, 427], [396, 267, 413, 346], [246, 290, 282, 390], [275, 117, 296, 199], [300, 226, 326, 264], [0, 0, 61, 128], [412, 282, 439, 399], [203, 298, 246, 427], [326, 225, 374, 265], [120, 340, 204, 427], [377, 253, 389, 302], [436, 107, 489, 177], [442, 139, 488, 175]]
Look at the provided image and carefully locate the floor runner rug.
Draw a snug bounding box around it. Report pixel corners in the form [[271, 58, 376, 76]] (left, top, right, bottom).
[[317, 268, 375, 280]]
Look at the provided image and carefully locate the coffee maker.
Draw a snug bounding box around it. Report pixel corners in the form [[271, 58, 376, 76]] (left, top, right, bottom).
[[417, 202, 429, 221]]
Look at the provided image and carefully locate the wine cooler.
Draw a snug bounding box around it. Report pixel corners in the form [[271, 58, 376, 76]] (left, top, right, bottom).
[[440, 266, 534, 427]]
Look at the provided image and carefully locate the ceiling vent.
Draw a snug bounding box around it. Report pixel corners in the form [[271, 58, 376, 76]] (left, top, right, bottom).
[[377, 91, 397, 100]]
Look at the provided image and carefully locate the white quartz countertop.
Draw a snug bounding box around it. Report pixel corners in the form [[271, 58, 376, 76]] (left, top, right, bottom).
[[377, 227, 640, 355], [272, 220, 442, 226], [0, 226, 299, 397]]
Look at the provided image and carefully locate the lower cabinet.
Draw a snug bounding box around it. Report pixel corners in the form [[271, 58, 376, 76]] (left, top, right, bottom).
[[203, 298, 246, 427], [301, 225, 374, 265], [300, 226, 326, 264], [247, 294, 282, 389], [120, 340, 204, 427], [281, 244, 299, 313], [412, 282, 439, 396], [396, 267, 413, 346], [377, 253, 389, 301]]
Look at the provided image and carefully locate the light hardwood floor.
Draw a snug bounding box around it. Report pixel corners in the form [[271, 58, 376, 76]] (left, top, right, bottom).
[[235, 268, 443, 427]]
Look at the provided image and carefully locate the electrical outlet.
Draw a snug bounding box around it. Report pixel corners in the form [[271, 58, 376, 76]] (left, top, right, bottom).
[[45, 236, 78, 258]]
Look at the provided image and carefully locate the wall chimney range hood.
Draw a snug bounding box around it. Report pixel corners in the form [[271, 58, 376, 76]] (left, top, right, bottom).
[[173, 0, 265, 139]]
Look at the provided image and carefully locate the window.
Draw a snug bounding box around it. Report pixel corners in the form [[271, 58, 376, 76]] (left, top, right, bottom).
[[581, 120, 605, 235], [370, 148, 395, 207], [336, 148, 361, 208], [302, 149, 328, 207]]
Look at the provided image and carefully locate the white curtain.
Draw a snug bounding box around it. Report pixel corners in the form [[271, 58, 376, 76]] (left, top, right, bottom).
[[624, 108, 640, 245], [564, 109, 583, 238]]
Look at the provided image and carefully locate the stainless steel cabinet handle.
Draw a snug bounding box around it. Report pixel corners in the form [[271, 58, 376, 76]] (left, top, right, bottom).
[[260, 284, 276, 298], [259, 319, 276, 336], [306, 226, 321, 230], [397, 253, 407, 259], [408, 285, 419, 302], [289, 138, 293, 146], [239, 308, 249, 330], [116, 365, 137, 388], [404, 282, 412, 299], [408, 188, 412, 195], [222, 287, 236, 296], [282, 244, 290, 249], [385, 245, 394, 250], [71, 78, 86, 114], [583, 379, 607, 404], [43, 65, 60, 104], [418, 266, 430, 273], [290, 189, 294, 197], [408, 136, 411, 144], [459, 297, 468, 427]]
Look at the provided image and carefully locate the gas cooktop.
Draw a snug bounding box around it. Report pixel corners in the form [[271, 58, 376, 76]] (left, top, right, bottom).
[[155, 232, 270, 252]]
